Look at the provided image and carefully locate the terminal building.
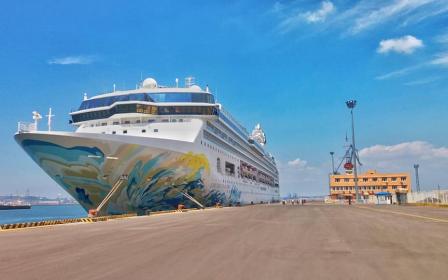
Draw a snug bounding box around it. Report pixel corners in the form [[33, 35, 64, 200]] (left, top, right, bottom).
[[329, 170, 411, 201]]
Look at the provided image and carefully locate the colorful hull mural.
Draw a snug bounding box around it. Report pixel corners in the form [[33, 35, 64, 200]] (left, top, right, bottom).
[[15, 133, 234, 214]]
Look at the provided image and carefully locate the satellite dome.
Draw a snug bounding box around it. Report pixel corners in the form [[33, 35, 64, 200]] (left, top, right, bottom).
[[142, 77, 158, 89], [190, 85, 202, 91]]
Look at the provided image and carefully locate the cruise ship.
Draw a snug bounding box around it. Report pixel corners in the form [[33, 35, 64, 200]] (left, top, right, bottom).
[[15, 77, 280, 215]]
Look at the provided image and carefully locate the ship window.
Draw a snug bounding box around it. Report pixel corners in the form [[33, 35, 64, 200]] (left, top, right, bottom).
[[154, 129, 158, 132], [113, 122, 119, 125], [217, 158, 222, 173], [101, 123, 107, 126], [225, 162, 235, 176], [123, 130, 127, 134], [124, 121, 130, 124], [142, 129, 146, 133], [136, 120, 141, 123], [112, 131, 116, 134]]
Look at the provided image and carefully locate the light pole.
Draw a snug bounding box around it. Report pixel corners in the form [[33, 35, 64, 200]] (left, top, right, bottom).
[[330, 152, 335, 174], [413, 164, 420, 192], [346, 100, 360, 203]]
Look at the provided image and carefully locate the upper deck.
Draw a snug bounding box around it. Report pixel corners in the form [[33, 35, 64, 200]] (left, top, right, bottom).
[[68, 77, 275, 166]]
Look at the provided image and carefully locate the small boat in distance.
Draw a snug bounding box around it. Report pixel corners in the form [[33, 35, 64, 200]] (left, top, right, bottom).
[[0, 203, 31, 210]]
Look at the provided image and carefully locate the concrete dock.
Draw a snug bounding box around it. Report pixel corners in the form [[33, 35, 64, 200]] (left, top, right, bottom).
[[1, 204, 448, 280]]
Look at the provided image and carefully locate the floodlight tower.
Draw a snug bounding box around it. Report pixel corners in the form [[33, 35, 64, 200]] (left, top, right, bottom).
[[346, 100, 360, 202], [413, 164, 420, 192]]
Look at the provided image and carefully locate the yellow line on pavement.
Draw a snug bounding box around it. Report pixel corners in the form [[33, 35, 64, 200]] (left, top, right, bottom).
[[355, 206, 448, 223]]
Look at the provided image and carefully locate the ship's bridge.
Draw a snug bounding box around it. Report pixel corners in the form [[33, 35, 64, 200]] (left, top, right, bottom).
[[71, 83, 217, 124], [78, 91, 215, 110]]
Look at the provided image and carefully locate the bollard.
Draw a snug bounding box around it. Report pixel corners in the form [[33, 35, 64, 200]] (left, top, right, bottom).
[[177, 204, 185, 212]]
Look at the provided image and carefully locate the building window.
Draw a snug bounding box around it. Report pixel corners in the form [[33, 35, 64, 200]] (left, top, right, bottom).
[[401, 177, 407, 181], [392, 186, 397, 190], [335, 179, 340, 182], [344, 178, 349, 182], [373, 178, 378, 181], [382, 177, 387, 182], [363, 178, 368, 182], [392, 177, 397, 181]]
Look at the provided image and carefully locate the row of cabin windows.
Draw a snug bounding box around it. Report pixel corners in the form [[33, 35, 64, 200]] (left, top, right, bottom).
[[332, 185, 404, 191], [110, 129, 157, 135], [335, 177, 407, 183], [72, 104, 217, 123], [91, 118, 185, 128], [203, 128, 277, 178]]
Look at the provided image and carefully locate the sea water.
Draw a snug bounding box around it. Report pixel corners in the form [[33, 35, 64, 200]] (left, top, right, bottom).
[[0, 205, 86, 225]]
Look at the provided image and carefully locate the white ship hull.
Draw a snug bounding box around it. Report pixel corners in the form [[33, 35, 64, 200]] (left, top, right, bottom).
[[15, 127, 279, 214]]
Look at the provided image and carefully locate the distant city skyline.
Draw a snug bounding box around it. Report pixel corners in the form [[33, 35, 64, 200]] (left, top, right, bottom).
[[1, 0, 448, 197]]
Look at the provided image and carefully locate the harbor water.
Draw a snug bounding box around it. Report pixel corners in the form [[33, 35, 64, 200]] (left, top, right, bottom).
[[0, 205, 86, 225]]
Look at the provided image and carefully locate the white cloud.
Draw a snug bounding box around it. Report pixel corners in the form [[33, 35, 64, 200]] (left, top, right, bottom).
[[47, 55, 96, 65], [357, 141, 448, 189], [404, 76, 440, 86], [377, 35, 423, 54], [430, 52, 448, 66], [376, 51, 448, 80], [375, 64, 422, 80], [287, 158, 308, 168], [304, 1, 335, 23], [359, 141, 448, 160], [278, 1, 335, 33], [345, 0, 436, 35]]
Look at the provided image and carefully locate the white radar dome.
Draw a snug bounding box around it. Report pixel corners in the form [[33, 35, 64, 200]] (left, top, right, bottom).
[[190, 85, 202, 91], [142, 77, 158, 89]]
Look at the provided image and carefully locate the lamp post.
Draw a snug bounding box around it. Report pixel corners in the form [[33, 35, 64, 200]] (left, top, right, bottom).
[[330, 152, 335, 174], [346, 100, 360, 203], [413, 164, 420, 192], [328, 152, 336, 199]]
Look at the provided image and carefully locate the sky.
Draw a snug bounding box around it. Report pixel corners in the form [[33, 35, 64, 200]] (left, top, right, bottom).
[[1, 0, 448, 198]]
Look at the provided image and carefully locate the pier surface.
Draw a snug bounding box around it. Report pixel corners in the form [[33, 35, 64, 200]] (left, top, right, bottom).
[[1, 204, 448, 280]]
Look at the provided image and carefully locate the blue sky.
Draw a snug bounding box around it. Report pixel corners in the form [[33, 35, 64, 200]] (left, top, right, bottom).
[[1, 0, 448, 197]]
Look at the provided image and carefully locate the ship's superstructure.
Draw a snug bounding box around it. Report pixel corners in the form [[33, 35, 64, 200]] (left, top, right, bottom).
[[15, 77, 279, 215]]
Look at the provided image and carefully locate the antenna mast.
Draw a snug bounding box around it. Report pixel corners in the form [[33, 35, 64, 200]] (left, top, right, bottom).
[[46, 108, 55, 132]]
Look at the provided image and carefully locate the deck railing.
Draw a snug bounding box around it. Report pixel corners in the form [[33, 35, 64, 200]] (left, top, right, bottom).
[[17, 122, 37, 133]]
